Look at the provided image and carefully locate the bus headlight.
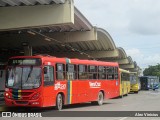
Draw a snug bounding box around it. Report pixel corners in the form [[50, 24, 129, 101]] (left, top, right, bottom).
[[5, 92, 11, 99], [31, 93, 40, 100], [5, 93, 8, 96]]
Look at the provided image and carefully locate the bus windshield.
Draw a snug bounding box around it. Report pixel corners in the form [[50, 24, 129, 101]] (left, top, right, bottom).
[[6, 66, 41, 89], [130, 75, 137, 84]]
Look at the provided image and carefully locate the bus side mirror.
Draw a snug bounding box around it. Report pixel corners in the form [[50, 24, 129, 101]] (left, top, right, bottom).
[[44, 67, 48, 74]]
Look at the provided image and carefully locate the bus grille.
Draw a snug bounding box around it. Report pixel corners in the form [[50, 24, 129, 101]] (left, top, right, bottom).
[[15, 101, 28, 105], [12, 92, 33, 96]]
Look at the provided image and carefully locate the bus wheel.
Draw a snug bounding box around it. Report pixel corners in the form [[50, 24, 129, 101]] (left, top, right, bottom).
[[56, 94, 63, 111], [97, 91, 104, 106]]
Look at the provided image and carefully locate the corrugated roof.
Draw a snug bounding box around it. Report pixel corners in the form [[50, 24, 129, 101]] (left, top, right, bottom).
[[0, 0, 65, 6], [32, 28, 116, 53]]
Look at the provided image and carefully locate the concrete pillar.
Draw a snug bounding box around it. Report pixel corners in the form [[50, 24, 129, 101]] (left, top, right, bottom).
[[24, 46, 32, 56]]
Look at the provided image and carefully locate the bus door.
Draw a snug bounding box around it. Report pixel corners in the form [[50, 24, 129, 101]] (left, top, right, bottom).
[[121, 73, 125, 96], [43, 62, 55, 107], [66, 64, 78, 104]]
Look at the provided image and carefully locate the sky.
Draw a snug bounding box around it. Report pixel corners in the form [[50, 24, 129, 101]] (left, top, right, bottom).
[[74, 0, 160, 69]]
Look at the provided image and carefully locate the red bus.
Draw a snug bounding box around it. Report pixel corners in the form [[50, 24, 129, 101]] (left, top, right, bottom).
[[5, 55, 120, 110]]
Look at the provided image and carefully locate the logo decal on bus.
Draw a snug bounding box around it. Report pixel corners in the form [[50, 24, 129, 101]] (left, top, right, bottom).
[[54, 82, 66, 90], [89, 82, 101, 88]]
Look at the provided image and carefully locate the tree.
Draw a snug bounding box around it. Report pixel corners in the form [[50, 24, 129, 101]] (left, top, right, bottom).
[[143, 64, 160, 78]]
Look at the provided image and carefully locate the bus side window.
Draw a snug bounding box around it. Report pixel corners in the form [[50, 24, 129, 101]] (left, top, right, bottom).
[[56, 63, 65, 80], [88, 65, 97, 80], [78, 65, 88, 80], [98, 66, 106, 79], [107, 67, 114, 80], [121, 73, 128, 81], [121, 73, 124, 82], [44, 66, 54, 86], [66, 64, 77, 80]]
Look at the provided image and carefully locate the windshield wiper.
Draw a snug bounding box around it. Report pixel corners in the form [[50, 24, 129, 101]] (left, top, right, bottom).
[[21, 66, 34, 89], [23, 66, 33, 88]]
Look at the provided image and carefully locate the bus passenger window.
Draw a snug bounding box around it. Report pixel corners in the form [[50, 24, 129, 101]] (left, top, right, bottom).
[[121, 73, 129, 81], [56, 64, 65, 80], [88, 65, 97, 80], [78, 65, 88, 80], [66, 64, 77, 80], [106, 67, 114, 80], [44, 66, 54, 86], [98, 66, 106, 79]]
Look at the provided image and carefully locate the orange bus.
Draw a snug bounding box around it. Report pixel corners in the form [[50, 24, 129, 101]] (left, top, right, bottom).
[[5, 55, 120, 110]]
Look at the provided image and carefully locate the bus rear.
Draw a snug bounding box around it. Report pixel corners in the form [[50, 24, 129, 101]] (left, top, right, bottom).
[[140, 77, 149, 90]]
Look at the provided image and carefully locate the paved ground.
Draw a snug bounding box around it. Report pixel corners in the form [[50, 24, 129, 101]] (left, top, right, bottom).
[[0, 90, 160, 120]]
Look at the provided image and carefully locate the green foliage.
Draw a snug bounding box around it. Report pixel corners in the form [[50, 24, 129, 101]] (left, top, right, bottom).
[[143, 64, 160, 77]]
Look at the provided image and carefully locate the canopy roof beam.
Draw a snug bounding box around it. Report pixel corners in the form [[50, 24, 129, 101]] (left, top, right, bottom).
[[120, 64, 135, 69], [0, 0, 74, 31]]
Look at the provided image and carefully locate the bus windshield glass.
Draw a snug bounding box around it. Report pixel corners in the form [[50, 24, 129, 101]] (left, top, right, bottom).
[[130, 75, 137, 84], [6, 66, 41, 89]]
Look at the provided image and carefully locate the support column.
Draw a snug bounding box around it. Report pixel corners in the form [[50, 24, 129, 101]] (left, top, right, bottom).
[[24, 46, 32, 56]]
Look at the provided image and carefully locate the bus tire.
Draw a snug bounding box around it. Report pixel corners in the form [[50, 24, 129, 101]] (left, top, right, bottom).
[[55, 94, 63, 111], [97, 91, 104, 106]]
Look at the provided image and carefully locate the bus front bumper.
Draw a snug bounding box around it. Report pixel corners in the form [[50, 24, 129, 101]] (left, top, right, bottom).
[[130, 85, 139, 92], [5, 98, 43, 107]]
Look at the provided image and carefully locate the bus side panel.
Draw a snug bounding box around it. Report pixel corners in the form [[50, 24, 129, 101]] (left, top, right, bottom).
[[103, 80, 114, 99], [112, 80, 120, 98], [89, 80, 102, 101], [109, 80, 116, 98], [124, 81, 127, 95], [127, 81, 131, 93], [77, 80, 90, 103], [66, 80, 78, 104], [42, 85, 55, 107]]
